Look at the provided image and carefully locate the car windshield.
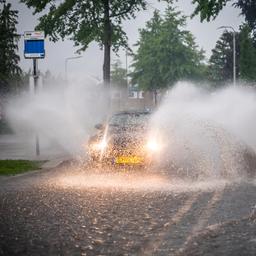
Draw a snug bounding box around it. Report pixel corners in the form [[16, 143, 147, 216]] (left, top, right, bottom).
[[109, 113, 150, 127]]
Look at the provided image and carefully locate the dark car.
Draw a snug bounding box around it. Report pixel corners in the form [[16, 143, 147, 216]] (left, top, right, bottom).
[[87, 110, 163, 166]]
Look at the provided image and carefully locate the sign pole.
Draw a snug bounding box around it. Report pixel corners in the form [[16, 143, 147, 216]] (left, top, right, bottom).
[[24, 31, 45, 157], [33, 58, 40, 156]]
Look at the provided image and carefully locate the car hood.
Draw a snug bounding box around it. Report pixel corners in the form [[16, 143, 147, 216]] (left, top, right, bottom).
[[108, 126, 147, 145]]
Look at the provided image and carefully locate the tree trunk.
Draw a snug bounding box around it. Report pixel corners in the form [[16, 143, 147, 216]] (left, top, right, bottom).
[[154, 89, 158, 107], [103, 0, 111, 87]]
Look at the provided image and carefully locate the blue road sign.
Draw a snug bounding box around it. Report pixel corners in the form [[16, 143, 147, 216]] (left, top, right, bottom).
[[24, 31, 45, 59]]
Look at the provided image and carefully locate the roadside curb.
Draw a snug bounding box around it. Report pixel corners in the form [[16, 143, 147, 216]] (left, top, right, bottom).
[[41, 157, 71, 169]]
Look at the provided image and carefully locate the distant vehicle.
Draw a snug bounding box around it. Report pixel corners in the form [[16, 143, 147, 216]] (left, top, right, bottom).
[[87, 111, 163, 166]]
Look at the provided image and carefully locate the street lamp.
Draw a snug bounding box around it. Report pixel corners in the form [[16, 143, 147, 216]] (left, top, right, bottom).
[[65, 55, 82, 81], [217, 26, 236, 86]]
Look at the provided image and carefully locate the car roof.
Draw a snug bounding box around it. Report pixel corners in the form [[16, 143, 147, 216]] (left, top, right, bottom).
[[113, 110, 151, 116]]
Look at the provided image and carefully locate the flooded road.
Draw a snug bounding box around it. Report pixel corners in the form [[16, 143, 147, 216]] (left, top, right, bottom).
[[0, 162, 255, 256]]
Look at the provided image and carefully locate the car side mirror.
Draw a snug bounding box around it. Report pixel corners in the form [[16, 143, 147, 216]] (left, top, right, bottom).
[[95, 123, 104, 130]]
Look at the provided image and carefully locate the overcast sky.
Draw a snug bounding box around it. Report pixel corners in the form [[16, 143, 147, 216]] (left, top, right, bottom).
[[12, 0, 243, 80]]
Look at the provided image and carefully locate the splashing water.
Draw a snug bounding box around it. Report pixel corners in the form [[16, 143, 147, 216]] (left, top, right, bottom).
[[6, 77, 109, 156], [5, 79, 256, 181], [149, 81, 256, 179]]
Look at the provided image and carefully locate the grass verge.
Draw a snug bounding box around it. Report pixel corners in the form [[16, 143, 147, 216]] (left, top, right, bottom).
[[0, 160, 45, 176]]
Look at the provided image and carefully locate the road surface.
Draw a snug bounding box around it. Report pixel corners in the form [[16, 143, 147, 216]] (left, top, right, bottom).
[[0, 162, 255, 256]]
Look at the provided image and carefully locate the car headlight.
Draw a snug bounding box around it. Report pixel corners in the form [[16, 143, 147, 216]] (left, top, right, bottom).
[[146, 139, 162, 152], [91, 140, 108, 151]]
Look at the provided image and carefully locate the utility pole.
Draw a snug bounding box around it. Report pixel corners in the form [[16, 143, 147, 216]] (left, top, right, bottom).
[[218, 26, 236, 86]]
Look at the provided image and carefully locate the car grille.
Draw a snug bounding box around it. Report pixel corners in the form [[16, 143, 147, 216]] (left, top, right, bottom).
[[111, 136, 144, 154]]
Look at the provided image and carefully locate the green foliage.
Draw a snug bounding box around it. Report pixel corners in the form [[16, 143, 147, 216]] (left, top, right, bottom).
[[208, 25, 256, 84], [21, 0, 170, 83], [0, 160, 44, 175], [111, 59, 127, 87], [192, 0, 230, 21], [32, 0, 142, 51], [208, 31, 240, 84], [239, 24, 256, 81], [131, 7, 205, 91], [192, 0, 256, 34], [20, 0, 173, 50], [0, 0, 21, 94], [235, 1, 256, 33], [21, 0, 174, 83]]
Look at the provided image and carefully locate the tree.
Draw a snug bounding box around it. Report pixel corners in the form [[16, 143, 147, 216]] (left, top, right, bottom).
[[21, 0, 172, 86], [208, 31, 240, 84], [0, 0, 21, 94], [192, 0, 256, 32], [111, 59, 127, 87], [239, 24, 256, 81], [131, 7, 205, 96], [208, 25, 256, 84]]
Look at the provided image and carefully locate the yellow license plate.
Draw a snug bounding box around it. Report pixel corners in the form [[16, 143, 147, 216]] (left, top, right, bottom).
[[115, 156, 143, 164]]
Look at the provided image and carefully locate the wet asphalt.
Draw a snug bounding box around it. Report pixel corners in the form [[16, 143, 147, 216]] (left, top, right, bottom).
[[0, 162, 256, 256]]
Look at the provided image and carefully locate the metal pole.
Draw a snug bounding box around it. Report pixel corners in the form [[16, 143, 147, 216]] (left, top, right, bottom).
[[33, 58, 40, 156], [233, 31, 236, 86]]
